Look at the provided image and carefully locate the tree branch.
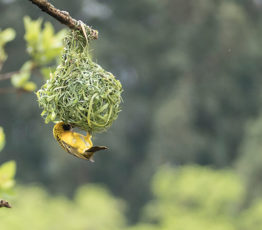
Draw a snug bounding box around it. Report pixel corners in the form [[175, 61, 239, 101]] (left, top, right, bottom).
[[28, 0, 98, 40], [0, 87, 16, 94], [0, 200, 11, 208], [0, 71, 18, 81], [0, 88, 31, 94]]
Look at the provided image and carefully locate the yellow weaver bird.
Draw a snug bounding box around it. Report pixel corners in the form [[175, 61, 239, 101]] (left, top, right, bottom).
[[53, 122, 107, 162]]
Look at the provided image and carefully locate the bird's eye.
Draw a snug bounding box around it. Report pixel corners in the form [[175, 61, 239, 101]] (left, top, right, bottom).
[[62, 124, 71, 130]]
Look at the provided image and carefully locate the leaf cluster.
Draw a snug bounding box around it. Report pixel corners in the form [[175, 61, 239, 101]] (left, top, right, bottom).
[[5, 16, 66, 93], [0, 28, 15, 70], [0, 184, 125, 230], [24, 16, 66, 66]]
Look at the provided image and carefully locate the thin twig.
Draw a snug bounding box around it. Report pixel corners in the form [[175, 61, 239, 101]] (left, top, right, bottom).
[[0, 87, 16, 94], [0, 71, 19, 81], [28, 0, 98, 40], [0, 200, 11, 208], [0, 87, 32, 94]]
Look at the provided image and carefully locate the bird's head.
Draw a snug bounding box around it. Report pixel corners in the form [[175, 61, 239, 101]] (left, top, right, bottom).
[[62, 123, 72, 131]]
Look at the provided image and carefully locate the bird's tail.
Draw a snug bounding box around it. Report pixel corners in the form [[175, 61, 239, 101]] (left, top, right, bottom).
[[86, 146, 108, 152], [83, 146, 108, 162]]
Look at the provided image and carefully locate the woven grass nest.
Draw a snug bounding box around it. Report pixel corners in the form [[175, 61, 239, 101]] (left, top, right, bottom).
[[37, 28, 123, 133]]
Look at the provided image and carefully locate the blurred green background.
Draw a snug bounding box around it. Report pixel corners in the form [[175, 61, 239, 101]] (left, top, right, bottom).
[[1, 0, 262, 229]]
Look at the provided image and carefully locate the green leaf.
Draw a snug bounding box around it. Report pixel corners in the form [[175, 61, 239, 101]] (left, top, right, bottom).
[[23, 16, 66, 66], [0, 161, 16, 180], [23, 81, 37, 92], [11, 61, 33, 88], [0, 28, 16, 63], [43, 22, 55, 46], [24, 16, 42, 49], [11, 71, 30, 88], [21, 60, 33, 72], [40, 66, 56, 80], [0, 28, 16, 45], [0, 127, 5, 152], [0, 161, 16, 190]]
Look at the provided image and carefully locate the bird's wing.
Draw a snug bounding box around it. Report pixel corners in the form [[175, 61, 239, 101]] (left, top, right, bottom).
[[61, 140, 87, 160], [82, 146, 108, 162], [85, 146, 108, 152]]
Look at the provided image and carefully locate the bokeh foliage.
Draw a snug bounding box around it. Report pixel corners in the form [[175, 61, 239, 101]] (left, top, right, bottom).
[[24, 16, 66, 66], [0, 184, 126, 230], [129, 166, 262, 230], [1, 166, 262, 229], [0, 127, 16, 199], [0, 126, 5, 152], [6, 16, 66, 92], [0, 160, 16, 198], [0, 28, 15, 70]]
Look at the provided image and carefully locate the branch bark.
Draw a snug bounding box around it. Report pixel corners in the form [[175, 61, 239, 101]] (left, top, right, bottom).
[[0, 87, 16, 94], [0, 88, 31, 94], [0, 200, 11, 208], [28, 0, 98, 40], [0, 71, 18, 81]]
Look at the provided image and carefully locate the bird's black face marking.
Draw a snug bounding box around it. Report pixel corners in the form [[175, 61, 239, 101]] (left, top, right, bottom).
[[62, 124, 71, 131]]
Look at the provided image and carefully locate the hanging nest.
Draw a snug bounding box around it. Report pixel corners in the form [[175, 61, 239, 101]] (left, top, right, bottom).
[[36, 27, 123, 133]]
